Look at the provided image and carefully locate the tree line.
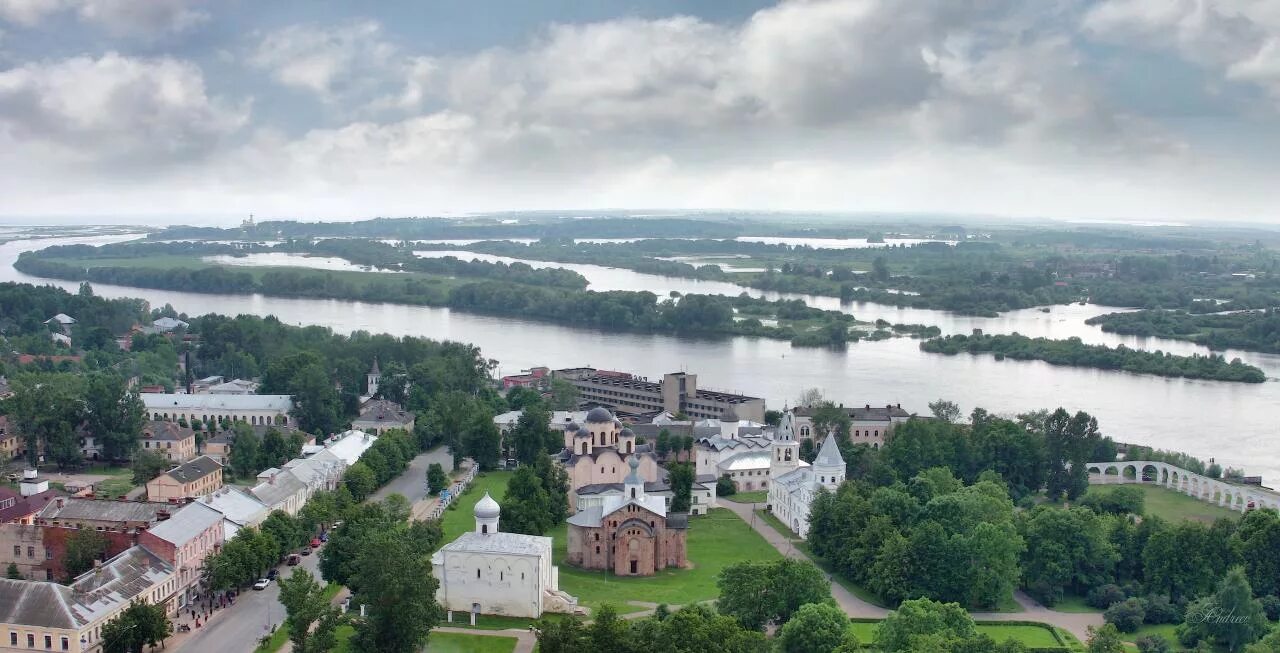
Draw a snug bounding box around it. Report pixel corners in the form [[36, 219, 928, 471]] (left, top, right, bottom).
[[1087, 309, 1280, 355], [921, 333, 1267, 383]]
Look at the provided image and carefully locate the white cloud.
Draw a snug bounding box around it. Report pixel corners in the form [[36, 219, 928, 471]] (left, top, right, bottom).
[[0, 0, 205, 36], [0, 0, 67, 27], [248, 21, 397, 101], [0, 52, 248, 166]]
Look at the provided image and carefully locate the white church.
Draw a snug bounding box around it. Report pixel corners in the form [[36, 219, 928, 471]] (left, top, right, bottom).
[[766, 411, 846, 537], [431, 492, 580, 619]]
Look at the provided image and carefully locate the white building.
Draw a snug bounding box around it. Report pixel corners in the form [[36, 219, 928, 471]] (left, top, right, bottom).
[[431, 493, 578, 619], [207, 379, 258, 395], [142, 393, 293, 427], [767, 412, 845, 537], [152, 317, 189, 332]]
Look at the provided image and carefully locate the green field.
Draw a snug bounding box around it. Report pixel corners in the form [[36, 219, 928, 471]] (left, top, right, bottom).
[[847, 620, 1063, 648], [439, 472, 782, 612], [724, 490, 768, 504], [1083, 483, 1240, 524], [426, 632, 518, 653]]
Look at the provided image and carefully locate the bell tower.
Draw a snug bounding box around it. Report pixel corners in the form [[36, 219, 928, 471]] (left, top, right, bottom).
[[771, 411, 800, 478]]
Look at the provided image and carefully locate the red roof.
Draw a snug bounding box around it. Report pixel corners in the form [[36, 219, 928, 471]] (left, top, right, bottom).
[[14, 354, 83, 365]]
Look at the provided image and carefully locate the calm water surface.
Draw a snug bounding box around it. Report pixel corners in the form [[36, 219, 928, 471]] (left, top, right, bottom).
[[3, 234, 1276, 481]]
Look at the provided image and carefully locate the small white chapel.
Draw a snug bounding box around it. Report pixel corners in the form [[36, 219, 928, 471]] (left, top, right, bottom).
[[431, 491, 579, 619]]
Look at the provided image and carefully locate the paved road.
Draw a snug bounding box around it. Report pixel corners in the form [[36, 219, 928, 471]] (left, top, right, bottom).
[[718, 500, 1103, 641], [371, 446, 452, 506], [176, 549, 322, 653], [175, 447, 451, 653]]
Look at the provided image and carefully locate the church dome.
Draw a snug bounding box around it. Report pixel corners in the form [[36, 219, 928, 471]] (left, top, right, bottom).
[[474, 492, 500, 520], [574, 426, 591, 438], [584, 407, 614, 423], [564, 421, 579, 432], [619, 427, 635, 438]]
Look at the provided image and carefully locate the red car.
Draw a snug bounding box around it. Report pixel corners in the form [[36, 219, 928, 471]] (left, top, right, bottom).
[[310, 538, 321, 548]]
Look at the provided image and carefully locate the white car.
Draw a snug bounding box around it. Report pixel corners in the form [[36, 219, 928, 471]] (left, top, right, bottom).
[[252, 578, 271, 591]]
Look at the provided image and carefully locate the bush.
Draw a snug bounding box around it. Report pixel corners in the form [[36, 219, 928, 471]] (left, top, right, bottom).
[[716, 474, 736, 497], [1260, 595, 1280, 622], [1104, 598, 1146, 633], [1080, 486, 1145, 515], [1135, 634, 1172, 653], [1143, 595, 1181, 625], [1087, 584, 1128, 610]]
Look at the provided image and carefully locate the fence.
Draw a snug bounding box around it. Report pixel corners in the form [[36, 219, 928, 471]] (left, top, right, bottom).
[[425, 459, 478, 521]]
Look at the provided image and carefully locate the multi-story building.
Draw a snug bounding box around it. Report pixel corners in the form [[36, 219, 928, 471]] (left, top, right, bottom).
[[141, 393, 293, 428], [138, 421, 198, 463], [556, 369, 764, 422], [0, 546, 175, 653], [145, 456, 223, 501], [350, 399, 415, 435], [137, 501, 224, 610], [0, 417, 22, 462], [791, 403, 915, 448]]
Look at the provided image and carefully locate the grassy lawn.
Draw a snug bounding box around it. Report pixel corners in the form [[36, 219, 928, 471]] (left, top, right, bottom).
[[440, 472, 782, 612], [724, 490, 768, 504], [94, 476, 136, 498], [440, 471, 514, 543], [1051, 594, 1100, 614], [251, 625, 290, 653], [848, 620, 1062, 648], [551, 508, 782, 610], [426, 632, 518, 653], [754, 509, 801, 542], [440, 613, 569, 631], [1083, 484, 1239, 524]]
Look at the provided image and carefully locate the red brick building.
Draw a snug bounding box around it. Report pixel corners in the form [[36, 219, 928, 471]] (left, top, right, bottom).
[[565, 457, 687, 576]]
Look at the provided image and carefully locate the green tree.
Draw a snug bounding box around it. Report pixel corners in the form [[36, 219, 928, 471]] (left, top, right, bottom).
[[667, 462, 694, 513], [502, 465, 554, 535], [343, 462, 377, 502], [1086, 624, 1126, 653], [810, 403, 852, 442], [777, 602, 855, 653], [462, 412, 501, 471], [5, 563, 20, 579], [505, 386, 543, 411], [101, 600, 171, 653], [1243, 629, 1280, 653], [62, 529, 109, 582], [1178, 567, 1270, 652], [928, 399, 962, 423], [132, 448, 171, 486], [716, 474, 736, 497], [261, 427, 301, 469], [83, 372, 145, 461], [426, 463, 448, 495], [279, 569, 340, 653], [261, 510, 304, 556], [9, 372, 84, 467], [716, 559, 831, 630], [350, 528, 440, 653], [1020, 506, 1118, 605], [1230, 507, 1280, 597], [549, 378, 579, 410], [872, 256, 891, 282], [511, 404, 555, 465], [877, 599, 976, 653], [228, 423, 261, 479], [289, 362, 341, 435]]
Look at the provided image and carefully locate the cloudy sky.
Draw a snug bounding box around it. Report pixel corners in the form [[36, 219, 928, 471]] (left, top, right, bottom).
[[1, 0, 1279, 225]]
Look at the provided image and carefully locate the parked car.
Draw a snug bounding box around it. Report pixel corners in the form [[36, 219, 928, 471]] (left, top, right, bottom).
[[252, 578, 271, 591], [319, 532, 329, 543], [287, 554, 301, 566], [310, 538, 321, 548], [266, 569, 279, 580], [299, 548, 311, 556]]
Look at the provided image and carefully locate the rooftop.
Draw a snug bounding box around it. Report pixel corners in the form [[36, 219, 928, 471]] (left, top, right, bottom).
[[144, 501, 223, 546], [161, 455, 222, 485], [250, 471, 307, 507], [793, 404, 912, 420], [718, 450, 773, 471], [142, 420, 195, 441], [0, 546, 172, 631], [141, 393, 293, 412], [39, 498, 170, 526], [353, 399, 413, 425], [201, 486, 269, 526], [438, 531, 551, 557]]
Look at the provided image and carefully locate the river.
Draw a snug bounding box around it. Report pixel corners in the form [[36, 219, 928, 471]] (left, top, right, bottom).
[[3, 234, 1277, 481]]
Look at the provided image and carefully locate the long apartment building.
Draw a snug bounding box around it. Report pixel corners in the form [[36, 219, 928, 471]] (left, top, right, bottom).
[[555, 369, 764, 422]]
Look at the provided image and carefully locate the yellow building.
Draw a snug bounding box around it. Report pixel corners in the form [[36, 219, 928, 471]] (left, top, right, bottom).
[[145, 456, 223, 502]]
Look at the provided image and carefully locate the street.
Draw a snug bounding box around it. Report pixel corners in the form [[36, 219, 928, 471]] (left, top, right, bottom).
[[175, 447, 452, 653], [176, 548, 321, 653]]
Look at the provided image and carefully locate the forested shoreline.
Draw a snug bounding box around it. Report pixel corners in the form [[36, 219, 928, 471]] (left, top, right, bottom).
[[1086, 309, 1280, 354], [920, 333, 1267, 383]]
